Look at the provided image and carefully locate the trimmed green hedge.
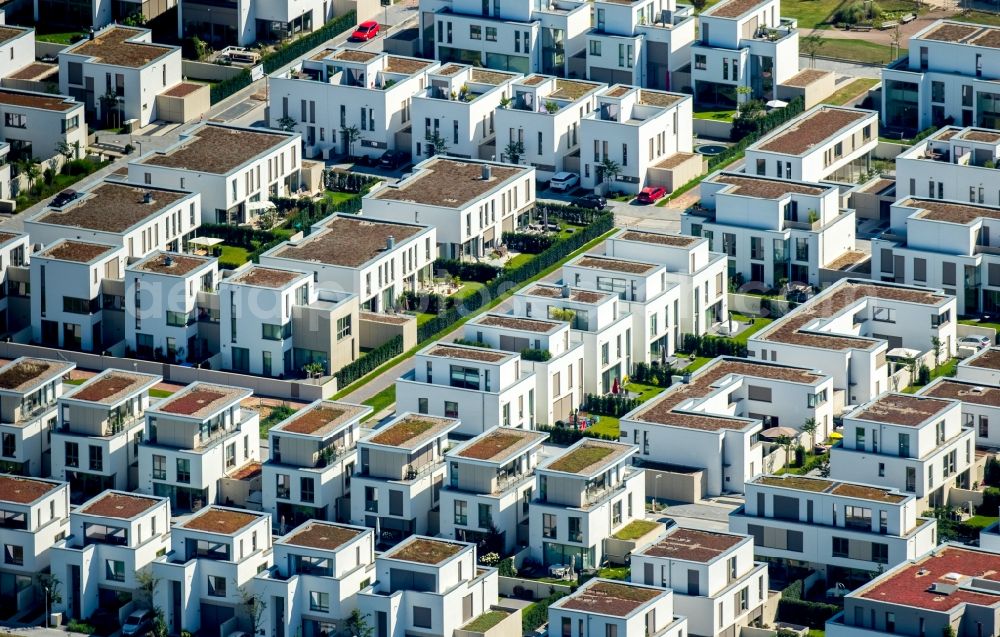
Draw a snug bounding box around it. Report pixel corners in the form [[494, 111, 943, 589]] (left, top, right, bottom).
[[777, 579, 839, 629], [334, 335, 403, 387], [536, 424, 618, 445], [522, 593, 566, 632]]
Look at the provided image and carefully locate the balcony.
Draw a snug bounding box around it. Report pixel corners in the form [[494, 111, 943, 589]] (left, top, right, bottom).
[[751, 19, 796, 41]]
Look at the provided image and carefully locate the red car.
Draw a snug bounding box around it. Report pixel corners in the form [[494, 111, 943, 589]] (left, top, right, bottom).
[[351, 20, 380, 41], [637, 186, 666, 204]]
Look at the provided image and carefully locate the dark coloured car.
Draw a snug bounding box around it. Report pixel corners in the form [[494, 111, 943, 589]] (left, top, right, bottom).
[[379, 150, 409, 169], [51, 190, 80, 207], [572, 193, 607, 210]]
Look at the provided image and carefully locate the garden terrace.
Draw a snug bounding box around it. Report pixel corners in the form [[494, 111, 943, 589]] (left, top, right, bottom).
[[156, 384, 249, 418], [966, 348, 1000, 370], [38, 240, 115, 263], [921, 379, 1000, 407], [755, 475, 907, 502], [275, 401, 366, 436], [367, 414, 456, 449], [574, 255, 657, 274], [284, 521, 363, 551], [640, 528, 743, 562], [69, 371, 157, 404], [477, 315, 561, 333], [559, 581, 663, 617], [274, 216, 423, 267], [858, 546, 1000, 610], [755, 107, 869, 156], [711, 174, 825, 198], [545, 440, 632, 475], [36, 182, 186, 233], [618, 231, 699, 247], [141, 125, 291, 174], [182, 507, 263, 534], [0, 476, 61, 504], [134, 253, 213, 276], [907, 198, 1000, 224], [386, 537, 463, 564], [427, 344, 510, 363], [455, 428, 547, 463], [850, 393, 954, 427], [0, 358, 72, 393], [0, 88, 78, 112], [67, 26, 173, 68], [230, 266, 304, 288], [82, 492, 161, 518], [371, 158, 526, 208]]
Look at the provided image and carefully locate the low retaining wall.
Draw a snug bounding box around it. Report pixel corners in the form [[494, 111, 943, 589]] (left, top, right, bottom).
[[182, 60, 245, 82], [728, 293, 794, 319], [498, 576, 572, 600], [693, 118, 733, 140], [454, 607, 522, 637]]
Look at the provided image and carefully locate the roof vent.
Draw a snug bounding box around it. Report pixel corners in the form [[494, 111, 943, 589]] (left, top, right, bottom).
[[943, 572, 963, 583], [561, 284, 570, 298], [929, 582, 957, 595], [88, 27, 95, 40], [143, 191, 153, 204], [163, 255, 173, 267], [387, 235, 395, 250], [973, 386, 986, 394], [482, 164, 492, 181]]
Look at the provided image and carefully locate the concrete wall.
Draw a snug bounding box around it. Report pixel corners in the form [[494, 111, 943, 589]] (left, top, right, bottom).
[[360, 314, 417, 351], [382, 27, 421, 57], [874, 141, 908, 161], [453, 608, 522, 637], [181, 60, 244, 82], [497, 576, 572, 600], [644, 466, 706, 504], [777, 73, 836, 110], [36, 41, 68, 58], [692, 117, 732, 141], [155, 85, 211, 123], [728, 293, 794, 318], [647, 154, 705, 193]]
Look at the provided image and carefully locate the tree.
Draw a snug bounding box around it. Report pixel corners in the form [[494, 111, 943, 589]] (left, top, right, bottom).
[[776, 434, 795, 466], [931, 336, 943, 370], [302, 361, 324, 378], [598, 156, 621, 189], [255, 208, 278, 230], [39, 573, 61, 628], [276, 115, 297, 132], [689, 0, 707, 11], [735, 85, 753, 113], [801, 417, 819, 448], [890, 23, 902, 60], [99, 91, 122, 129], [503, 139, 525, 164], [26, 162, 41, 195], [56, 141, 74, 160], [424, 130, 449, 157], [801, 33, 825, 68], [239, 585, 267, 636], [340, 125, 361, 159], [149, 608, 168, 637], [346, 610, 374, 637]]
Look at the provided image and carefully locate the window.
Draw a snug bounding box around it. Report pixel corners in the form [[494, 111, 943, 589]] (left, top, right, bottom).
[[543, 513, 557, 538], [486, 27, 497, 41], [1, 433, 15, 458], [106, 559, 125, 581], [470, 24, 481, 39], [336, 315, 352, 340], [66, 442, 79, 468], [3, 113, 26, 129], [445, 401, 458, 418], [478, 503, 492, 529], [981, 416, 990, 438], [695, 54, 707, 70], [309, 591, 329, 612], [262, 322, 292, 340], [152, 454, 166, 480], [417, 397, 428, 414], [301, 477, 315, 503], [601, 343, 609, 365], [413, 607, 432, 629], [913, 257, 927, 282], [450, 365, 481, 390], [872, 543, 889, 564], [568, 516, 582, 542], [176, 458, 190, 483], [832, 537, 848, 558], [89, 446, 103, 471], [454, 500, 468, 525], [589, 40, 601, 56], [207, 575, 227, 597], [276, 474, 290, 499]]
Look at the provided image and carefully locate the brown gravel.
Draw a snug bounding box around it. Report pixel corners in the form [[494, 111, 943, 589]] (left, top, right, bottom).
[[436, 64, 465, 76], [388, 538, 463, 564], [38, 182, 186, 233], [429, 344, 509, 362], [369, 414, 455, 448], [908, 198, 1000, 223], [757, 475, 834, 492], [159, 384, 246, 417], [0, 476, 60, 504], [831, 482, 906, 502], [285, 522, 363, 550], [162, 82, 205, 98], [527, 285, 608, 304], [921, 379, 1000, 407], [72, 371, 153, 403], [851, 393, 954, 427], [183, 507, 261, 534], [757, 107, 869, 155], [82, 492, 160, 518], [0, 88, 77, 112], [642, 528, 743, 562], [968, 348, 1000, 370], [230, 266, 303, 288], [360, 312, 411, 325], [142, 124, 292, 174], [228, 461, 262, 480], [782, 69, 830, 88], [714, 174, 824, 198], [920, 22, 980, 43], [521, 75, 547, 86], [971, 27, 1000, 48], [656, 152, 698, 169], [6, 63, 58, 81], [709, 0, 765, 17], [68, 26, 172, 68], [552, 78, 602, 100], [457, 429, 543, 461], [471, 69, 515, 85], [606, 85, 631, 98], [863, 178, 895, 194], [478, 314, 559, 333], [279, 402, 366, 435], [385, 56, 433, 75], [576, 256, 657, 274], [0, 359, 54, 391], [0, 26, 28, 45], [961, 129, 1000, 142], [333, 49, 378, 62], [135, 253, 212, 276], [561, 581, 662, 617], [275, 216, 422, 267], [639, 90, 682, 108], [619, 231, 698, 247], [825, 250, 868, 271], [373, 158, 525, 208]]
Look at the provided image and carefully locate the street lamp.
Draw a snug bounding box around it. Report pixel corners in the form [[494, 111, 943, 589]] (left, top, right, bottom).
[[655, 473, 663, 512]]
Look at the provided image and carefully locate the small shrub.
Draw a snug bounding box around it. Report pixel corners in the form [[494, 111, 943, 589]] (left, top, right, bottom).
[[67, 621, 96, 635]]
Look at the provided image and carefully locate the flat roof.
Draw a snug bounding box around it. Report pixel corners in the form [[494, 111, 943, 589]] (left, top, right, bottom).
[[133, 252, 214, 276], [921, 379, 1000, 408], [182, 506, 263, 534], [366, 413, 457, 449], [161, 82, 205, 98], [371, 158, 527, 208], [858, 545, 1000, 611], [156, 383, 249, 418], [551, 78, 602, 100], [559, 580, 664, 618], [573, 255, 658, 274], [426, 344, 510, 363], [959, 128, 1000, 142], [7, 62, 58, 82], [850, 393, 954, 427], [332, 49, 377, 62], [454, 427, 547, 463], [0, 476, 61, 504], [756, 280, 949, 351], [140, 124, 292, 174], [712, 173, 826, 198], [755, 474, 907, 503], [229, 266, 305, 288], [707, 0, 767, 17], [385, 537, 464, 564], [639, 90, 683, 108], [470, 68, 516, 85], [525, 284, 611, 304], [0, 232, 24, 247], [81, 492, 162, 518], [0, 25, 30, 46], [283, 521, 364, 551], [917, 21, 1000, 50], [640, 528, 744, 562], [966, 348, 1000, 370], [384, 55, 435, 74], [66, 370, 159, 404], [36, 182, 186, 233], [545, 439, 633, 476], [275, 216, 424, 268], [0, 358, 73, 393], [755, 107, 870, 156], [782, 69, 832, 88], [476, 314, 562, 333], [656, 152, 698, 169], [38, 240, 116, 263], [633, 358, 824, 431], [275, 401, 367, 436], [905, 198, 1000, 224], [66, 26, 173, 68], [617, 230, 699, 248], [0, 88, 78, 112]]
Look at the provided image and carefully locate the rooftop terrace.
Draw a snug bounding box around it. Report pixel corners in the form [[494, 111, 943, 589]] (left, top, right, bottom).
[[859, 546, 1000, 611], [36, 182, 186, 233], [371, 159, 526, 208], [850, 393, 954, 427], [275, 216, 423, 268], [140, 125, 291, 174]]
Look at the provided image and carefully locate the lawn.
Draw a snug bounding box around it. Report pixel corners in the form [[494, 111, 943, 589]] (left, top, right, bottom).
[[413, 312, 438, 326], [453, 281, 486, 303], [35, 31, 85, 44], [219, 245, 251, 266], [149, 388, 175, 399], [613, 519, 660, 540], [506, 253, 534, 269], [462, 611, 509, 633], [362, 385, 396, 421], [825, 77, 879, 106], [694, 107, 735, 122], [965, 515, 999, 530], [902, 357, 959, 393], [259, 405, 296, 438], [953, 10, 1000, 26], [598, 566, 630, 580], [814, 39, 904, 65], [64, 378, 85, 386], [682, 356, 713, 372], [780, 0, 839, 30], [730, 315, 775, 344], [322, 190, 359, 207], [588, 415, 620, 439], [625, 382, 664, 403], [14, 160, 108, 211], [586, 382, 663, 439]]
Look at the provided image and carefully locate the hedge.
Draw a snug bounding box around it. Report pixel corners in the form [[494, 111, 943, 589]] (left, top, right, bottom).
[[631, 362, 675, 387], [418, 213, 613, 342], [680, 333, 748, 358], [333, 335, 403, 387], [196, 223, 291, 249], [583, 393, 640, 417], [709, 97, 806, 170], [535, 202, 606, 225], [502, 231, 554, 254], [536, 424, 618, 445], [522, 593, 567, 633], [211, 12, 356, 104], [776, 579, 839, 629], [433, 259, 501, 283], [520, 348, 551, 362]]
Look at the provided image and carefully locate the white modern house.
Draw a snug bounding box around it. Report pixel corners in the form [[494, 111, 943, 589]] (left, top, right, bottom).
[[731, 474, 937, 581], [919, 377, 1000, 450], [252, 520, 376, 637], [179, 0, 331, 47], [0, 476, 69, 615], [259, 213, 436, 313], [604, 229, 728, 336], [464, 313, 584, 425], [580, 83, 696, 193], [563, 253, 681, 365], [0, 357, 76, 476], [409, 64, 520, 161], [692, 0, 800, 107], [512, 283, 632, 395], [548, 578, 687, 637], [831, 393, 975, 509], [364, 157, 535, 260], [58, 26, 182, 128], [585, 0, 695, 90], [0, 142, 10, 202], [894, 125, 1000, 206], [268, 50, 439, 159], [493, 75, 603, 181], [130, 123, 301, 225], [0, 88, 86, 163], [138, 382, 260, 511], [686, 172, 857, 288], [351, 413, 461, 545], [439, 426, 548, 554], [25, 181, 201, 259], [51, 369, 162, 502], [743, 105, 878, 184], [530, 438, 645, 568], [0, 25, 34, 81], [631, 528, 768, 637], [125, 251, 218, 363], [29, 239, 126, 353], [263, 400, 371, 528], [219, 264, 360, 378], [152, 506, 272, 635], [957, 346, 1000, 386], [356, 536, 502, 637], [0, 231, 28, 336], [49, 491, 170, 620], [396, 342, 536, 435], [748, 279, 958, 406], [620, 357, 834, 497]]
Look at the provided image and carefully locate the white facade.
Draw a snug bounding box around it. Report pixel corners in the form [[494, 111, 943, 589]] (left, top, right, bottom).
[[0, 88, 87, 163], [58, 26, 182, 128], [0, 26, 34, 80], [0, 231, 29, 335], [396, 342, 536, 435], [259, 213, 436, 313], [956, 346, 1000, 386], [731, 475, 937, 576], [0, 357, 76, 476], [50, 491, 170, 620], [530, 438, 645, 568], [129, 123, 301, 224], [179, 0, 330, 47], [268, 50, 438, 159], [687, 172, 857, 288], [548, 578, 686, 637], [919, 377, 1000, 450], [580, 83, 694, 193], [620, 357, 834, 496], [0, 142, 10, 201], [631, 528, 768, 637], [364, 157, 535, 260], [604, 229, 728, 336]]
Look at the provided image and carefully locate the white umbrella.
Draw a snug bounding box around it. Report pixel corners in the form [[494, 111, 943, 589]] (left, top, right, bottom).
[[766, 99, 789, 109], [760, 426, 798, 439]]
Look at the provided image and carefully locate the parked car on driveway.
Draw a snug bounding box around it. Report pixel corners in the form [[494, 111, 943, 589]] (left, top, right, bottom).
[[549, 172, 580, 192], [637, 186, 666, 204], [379, 150, 409, 169], [122, 610, 153, 637], [959, 334, 992, 351], [351, 20, 380, 41], [571, 193, 607, 210]]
